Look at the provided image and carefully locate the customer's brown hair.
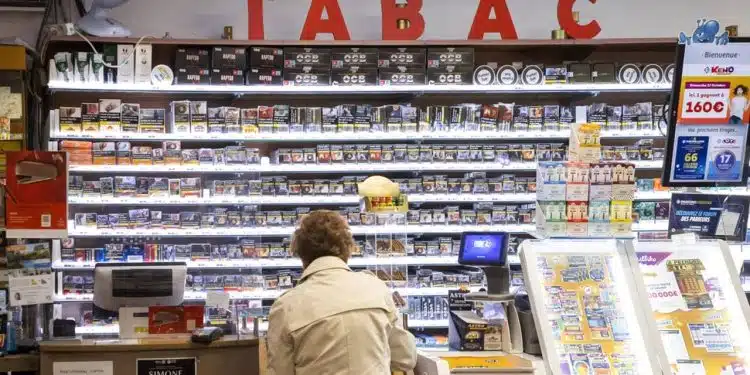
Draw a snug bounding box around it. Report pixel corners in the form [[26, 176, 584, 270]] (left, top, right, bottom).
[[291, 210, 354, 265]]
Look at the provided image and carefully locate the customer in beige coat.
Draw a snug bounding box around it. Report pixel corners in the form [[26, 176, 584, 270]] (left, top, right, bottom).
[[267, 210, 417, 375]]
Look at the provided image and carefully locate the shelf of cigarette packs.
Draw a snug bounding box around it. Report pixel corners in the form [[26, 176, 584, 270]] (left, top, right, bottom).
[[56, 234, 516, 335]]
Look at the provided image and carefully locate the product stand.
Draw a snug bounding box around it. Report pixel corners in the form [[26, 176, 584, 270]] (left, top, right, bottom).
[[519, 238, 671, 375], [519, 237, 750, 374], [629, 238, 750, 374]]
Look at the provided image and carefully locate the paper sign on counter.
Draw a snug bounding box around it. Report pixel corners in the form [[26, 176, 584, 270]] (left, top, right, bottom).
[[206, 291, 230, 310], [54, 361, 113, 375]]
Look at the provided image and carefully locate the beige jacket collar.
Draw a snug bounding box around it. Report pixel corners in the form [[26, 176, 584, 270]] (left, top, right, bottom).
[[300, 256, 351, 281]]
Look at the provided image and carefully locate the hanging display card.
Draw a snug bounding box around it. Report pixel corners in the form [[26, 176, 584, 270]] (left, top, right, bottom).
[[635, 240, 750, 375], [664, 42, 750, 186], [520, 239, 668, 375]]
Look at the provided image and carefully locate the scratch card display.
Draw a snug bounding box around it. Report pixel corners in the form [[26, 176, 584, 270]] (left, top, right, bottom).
[[535, 254, 642, 374]]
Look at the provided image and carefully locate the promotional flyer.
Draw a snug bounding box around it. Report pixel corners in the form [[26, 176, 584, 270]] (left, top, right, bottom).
[[534, 253, 649, 374], [636, 244, 750, 375], [4, 151, 68, 238], [669, 43, 750, 185], [668, 193, 750, 241]]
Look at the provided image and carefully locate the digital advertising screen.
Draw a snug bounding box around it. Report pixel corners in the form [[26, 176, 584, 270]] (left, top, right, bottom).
[[458, 232, 508, 266], [662, 40, 750, 187]]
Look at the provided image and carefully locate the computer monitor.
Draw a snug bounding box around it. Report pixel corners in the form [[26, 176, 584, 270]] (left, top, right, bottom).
[[93, 263, 187, 312], [458, 232, 509, 267]]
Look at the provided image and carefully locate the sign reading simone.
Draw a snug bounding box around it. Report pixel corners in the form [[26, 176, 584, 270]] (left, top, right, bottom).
[[136, 358, 196, 375]]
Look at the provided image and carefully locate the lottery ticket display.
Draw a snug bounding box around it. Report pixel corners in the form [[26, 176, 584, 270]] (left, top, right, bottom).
[[634, 240, 750, 375], [520, 239, 669, 375]]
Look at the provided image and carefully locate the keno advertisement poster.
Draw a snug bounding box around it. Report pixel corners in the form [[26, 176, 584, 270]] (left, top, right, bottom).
[[666, 42, 750, 186], [636, 241, 750, 375]]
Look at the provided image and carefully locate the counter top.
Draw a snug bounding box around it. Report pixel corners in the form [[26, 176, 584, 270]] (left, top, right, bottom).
[[40, 335, 259, 353], [0, 353, 40, 372]]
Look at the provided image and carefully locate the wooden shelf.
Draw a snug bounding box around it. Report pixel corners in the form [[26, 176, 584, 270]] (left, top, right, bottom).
[[0, 353, 39, 372], [48, 35, 677, 49]]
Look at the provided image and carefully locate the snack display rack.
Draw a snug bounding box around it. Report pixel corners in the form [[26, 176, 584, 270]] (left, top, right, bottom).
[[45, 36, 680, 340]]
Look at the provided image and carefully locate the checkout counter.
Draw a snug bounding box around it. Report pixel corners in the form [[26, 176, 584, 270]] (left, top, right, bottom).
[[39, 336, 260, 375], [13, 231, 543, 375], [34, 263, 262, 375]]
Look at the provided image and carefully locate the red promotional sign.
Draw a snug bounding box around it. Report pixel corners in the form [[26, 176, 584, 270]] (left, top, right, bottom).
[[5, 151, 68, 239]]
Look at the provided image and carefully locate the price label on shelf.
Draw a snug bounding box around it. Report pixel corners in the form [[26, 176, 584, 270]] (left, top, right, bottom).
[[680, 82, 729, 121]]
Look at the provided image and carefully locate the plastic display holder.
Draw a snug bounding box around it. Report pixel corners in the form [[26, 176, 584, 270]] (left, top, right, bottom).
[[629, 238, 750, 374], [464, 267, 513, 303], [519, 238, 670, 375]]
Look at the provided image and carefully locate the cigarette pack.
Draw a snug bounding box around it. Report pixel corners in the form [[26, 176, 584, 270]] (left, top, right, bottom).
[[98, 99, 122, 132], [92, 142, 116, 165], [116, 141, 131, 165], [81, 103, 100, 132], [121, 103, 140, 132], [59, 107, 82, 132], [190, 101, 208, 133], [225, 107, 240, 133], [131, 146, 153, 165], [139, 108, 165, 133], [208, 107, 225, 133]]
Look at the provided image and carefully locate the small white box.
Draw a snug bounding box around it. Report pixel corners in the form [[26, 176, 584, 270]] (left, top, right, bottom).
[[134, 44, 153, 84], [116, 44, 135, 84]]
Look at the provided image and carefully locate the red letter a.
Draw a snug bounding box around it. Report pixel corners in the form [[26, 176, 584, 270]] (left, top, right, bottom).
[[247, 0, 264, 39], [468, 0, 518, 40], [381, 0, 425, 40], [300, 0, 351, 40], [557, 0, 601, 39]]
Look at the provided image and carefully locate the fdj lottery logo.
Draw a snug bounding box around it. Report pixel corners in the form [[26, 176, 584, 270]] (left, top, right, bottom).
[[704, 65, 735, 75]]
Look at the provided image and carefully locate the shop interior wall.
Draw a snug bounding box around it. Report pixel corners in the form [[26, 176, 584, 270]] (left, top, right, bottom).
[[1, 0, 749, 46]]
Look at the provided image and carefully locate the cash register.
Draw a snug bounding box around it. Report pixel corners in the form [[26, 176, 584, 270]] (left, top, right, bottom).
[[458, 231, 512, 300]]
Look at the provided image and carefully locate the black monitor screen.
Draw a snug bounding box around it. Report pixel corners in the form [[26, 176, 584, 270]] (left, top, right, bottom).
[[112, 269, 172, 298], [458, 232, 508, 266]]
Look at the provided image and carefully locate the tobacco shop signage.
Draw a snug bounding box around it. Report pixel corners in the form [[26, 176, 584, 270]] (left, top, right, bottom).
[[107, 0, 744, 40], [136, 358, 197, 375]]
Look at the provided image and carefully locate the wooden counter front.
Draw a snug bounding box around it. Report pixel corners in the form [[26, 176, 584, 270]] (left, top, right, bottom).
[[39, 335, 260, 375]]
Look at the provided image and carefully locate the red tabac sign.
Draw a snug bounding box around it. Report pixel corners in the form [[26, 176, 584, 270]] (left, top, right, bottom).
[[248, 0, 600, 40]]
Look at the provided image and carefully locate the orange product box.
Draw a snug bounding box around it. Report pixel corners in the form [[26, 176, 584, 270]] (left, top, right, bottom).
[[59, 140, 93, 150], [148, 305, 204, 334], [92, 142, 116, 165]]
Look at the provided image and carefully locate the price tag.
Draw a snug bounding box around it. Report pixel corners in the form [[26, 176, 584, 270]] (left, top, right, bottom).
[[680, 82, 730, 121]]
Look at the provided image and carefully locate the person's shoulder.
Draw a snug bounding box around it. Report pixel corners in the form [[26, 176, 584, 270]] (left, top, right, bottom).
[[269, 288, 298, 315], [350, 270, 390, 291]]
